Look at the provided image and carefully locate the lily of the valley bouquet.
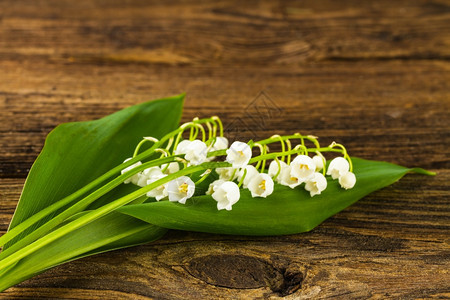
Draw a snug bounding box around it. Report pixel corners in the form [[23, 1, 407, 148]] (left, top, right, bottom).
[[0, 95, 433, 291]]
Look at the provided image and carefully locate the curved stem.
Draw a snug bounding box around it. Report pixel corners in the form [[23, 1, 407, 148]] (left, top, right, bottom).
[[329, 142, 353, 172], [253, 143, 265, 170], [285, 139, 292, 164], [270, 135, 285, 162], [195, 169, 212, 185], [133, 138, 155, 157], [205, 121, 213, 140], [293, 144, 308, 156], [0, 118, 214, 249], [194, 123, 206, 142], [211, 116, 223, 137], [237, 168, 247, 187], [0, 156, 177, 260], [273, 157, 282, 179], [315, 151, 327, 176], [0, 161, 230, 271]]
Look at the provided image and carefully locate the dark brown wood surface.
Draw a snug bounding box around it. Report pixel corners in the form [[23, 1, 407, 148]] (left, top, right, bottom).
[[1, 0, 449, 299]]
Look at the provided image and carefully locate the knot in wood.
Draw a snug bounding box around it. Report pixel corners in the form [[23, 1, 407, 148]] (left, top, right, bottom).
[[185, 254, 303, 295]]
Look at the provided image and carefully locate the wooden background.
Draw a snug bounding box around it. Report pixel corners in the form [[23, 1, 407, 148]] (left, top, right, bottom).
[[1, 0, 449, 298]]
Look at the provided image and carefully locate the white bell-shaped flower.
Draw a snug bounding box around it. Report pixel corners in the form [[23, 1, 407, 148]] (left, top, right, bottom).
[[326, 157, 349, 179], [215, 167, 238, 181], [312, 155, 324, 172], [146, 174, 169, 201], [207, 136, 229, 161], [206, 179, 225, 195], [237, 164, 259, 188], [226, 141, 252, 168], [210, 136, 229, 152], [290, 155, 316, 183], [305, 172, 327, 197], [279, 165, 301, 188], [248, 173, 274, 198], [184, 140, 208, 165], [166, 176, 195, 204], [136, 174, 148, 187], [161, 162, 180, 174], [339, 171, 356, 189], [174, 140, 192, 155], [136, 166, 164, 187], [268, 160, 288, 183], [121, 158, 142, 185], [142, 166, 163, 177], [212, 181, 240, 211]]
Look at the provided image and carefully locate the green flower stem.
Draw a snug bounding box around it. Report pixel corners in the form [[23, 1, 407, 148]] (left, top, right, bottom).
[[0, 145, 303, 269], [164, 137, 174, 153], [0, 131, 349, 274], [206, 136, 216, 148], [329, 142, 353, 172], [189, 124, 197, 140], [0, 143, 348, 271], [1, 139, 341, 251], [0, 160, 229, 272], [293, 144, 308, 156], [315, 151, 327, 176], [305, 135, 321, 149], [0, 218, 159, 292], [133, 138, 155, 158], [270, 135, 286, 162], [0, 118, 215, 249], [195, 123, 207, 142], [261, 145, 269, 173], [273, 157, 282, 179], [230, 168, 238, 180], [172, 118, 215, 153], [0, 156, 177, 260], [211, 116, 223, 137], [295, 133, 305, 149], [207, 149, 226, 157], [249, 147, 348, 166], [253, 143, 265, 170], [285, 139, 292, 164], [237, 169, 247, 188], [0, 135, 162, 247], [257, 134, 317, 147], [255, 134, 350, 169], [205, 122, 213, 140], [195, 169, 212, 185]]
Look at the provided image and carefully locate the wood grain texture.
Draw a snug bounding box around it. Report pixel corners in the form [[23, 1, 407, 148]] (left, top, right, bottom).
[[0, 0, 449, 298]]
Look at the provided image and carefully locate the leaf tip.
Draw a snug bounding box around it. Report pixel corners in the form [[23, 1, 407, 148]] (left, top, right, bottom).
[[410, 168, 436, 176]]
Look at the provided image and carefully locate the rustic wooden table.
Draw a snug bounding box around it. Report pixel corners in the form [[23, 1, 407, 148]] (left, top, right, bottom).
[[1, 0, 449, 299]]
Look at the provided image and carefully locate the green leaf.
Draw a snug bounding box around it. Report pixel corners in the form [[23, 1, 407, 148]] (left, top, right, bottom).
[[118, 158, 432, 236], [5, 94, 184, 248], [0, 212, 167, 291]]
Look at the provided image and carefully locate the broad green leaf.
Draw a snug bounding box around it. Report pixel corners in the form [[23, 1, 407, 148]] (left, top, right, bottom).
[[118, 158, 433, 236], [5, 94, 184, 249], [0, 212, 167, 291]]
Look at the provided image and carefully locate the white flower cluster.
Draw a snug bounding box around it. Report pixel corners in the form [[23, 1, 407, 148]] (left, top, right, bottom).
[[268, 155, 356, 197], [120, 159, 187, 202], [120, 137, 229, 205], [206, 142, 356, 211], [120, 129, 356, 212], [206, 141, 275, 211]]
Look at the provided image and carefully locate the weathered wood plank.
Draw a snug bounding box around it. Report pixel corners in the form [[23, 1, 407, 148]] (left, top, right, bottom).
[[0, 0, 449, 298], [1, 61, 449, 177], [0, 0, 449, 64]]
